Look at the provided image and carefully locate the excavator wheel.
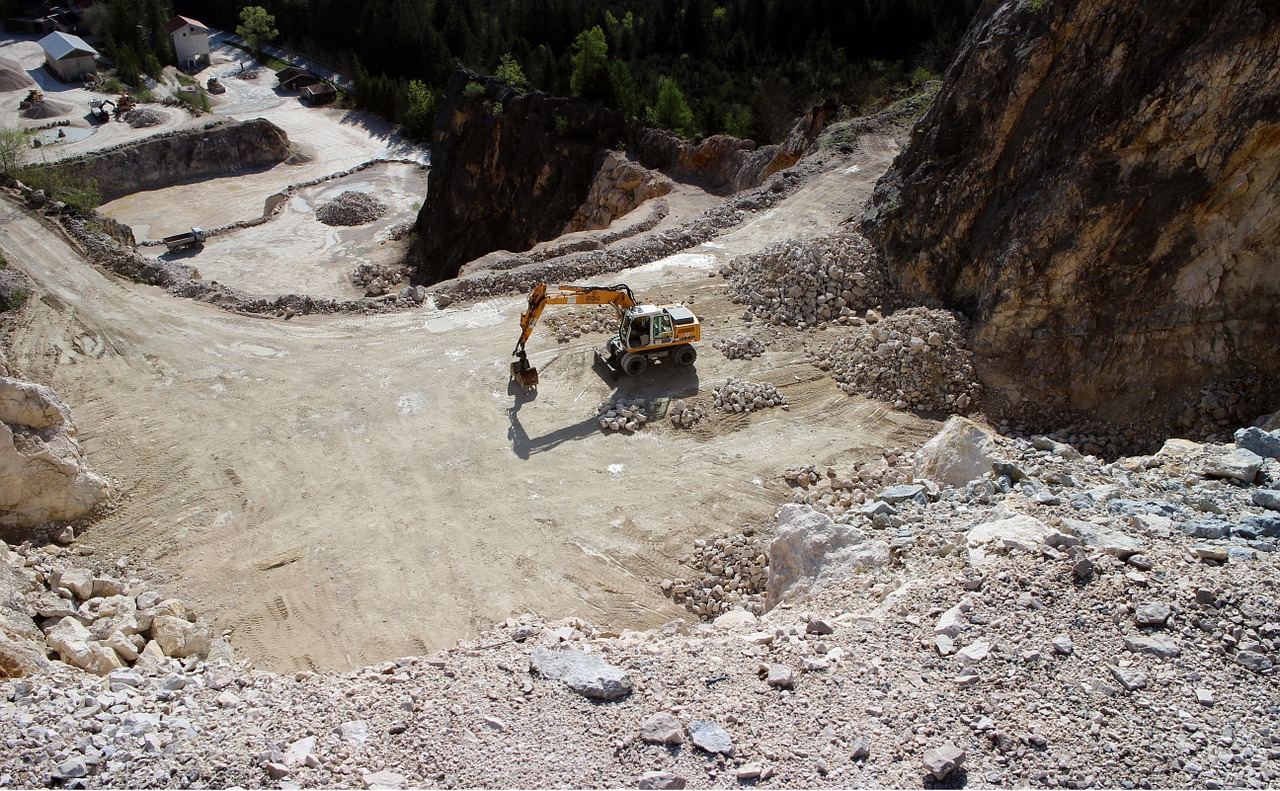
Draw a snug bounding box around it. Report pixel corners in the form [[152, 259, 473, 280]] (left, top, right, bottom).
[[673, 345, 698, 367], [621, 353, 647, 377]]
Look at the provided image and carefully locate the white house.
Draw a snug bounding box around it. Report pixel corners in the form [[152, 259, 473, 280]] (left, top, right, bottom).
[[38, 30, 97, 82], [165, 15, 211, 71]]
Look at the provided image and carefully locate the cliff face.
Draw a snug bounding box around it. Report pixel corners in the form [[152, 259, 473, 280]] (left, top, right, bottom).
[[411, 68, 833, 285], [862, 0, 1280, 433], [51, 119, 293, 203], [411, 70, 630, 286]]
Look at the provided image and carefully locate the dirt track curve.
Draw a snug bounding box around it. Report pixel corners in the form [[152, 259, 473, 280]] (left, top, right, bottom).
[[0, 131, 931, 673]]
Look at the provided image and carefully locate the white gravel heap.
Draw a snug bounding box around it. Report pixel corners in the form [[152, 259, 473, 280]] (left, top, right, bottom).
[[545, 306, 617, 343], [713, 378, 787, 414], [721, 232, 888, 328], [713, 335, 766, 361], [316, 191, 388, 227], [124, 108, 164, 128], [813, 306, 981, 413], [597, 398, 651, 432], [660, 529, 769, 618], [668, 399, 708, 429]]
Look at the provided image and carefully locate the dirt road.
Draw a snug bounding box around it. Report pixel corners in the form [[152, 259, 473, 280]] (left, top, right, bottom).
[[1, 130, 929, 673]]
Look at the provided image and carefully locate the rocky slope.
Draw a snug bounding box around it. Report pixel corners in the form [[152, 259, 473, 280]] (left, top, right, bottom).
[[861, 0, 1280, 439], [46, 119, 293, 204], [409, 68, 834, 285]]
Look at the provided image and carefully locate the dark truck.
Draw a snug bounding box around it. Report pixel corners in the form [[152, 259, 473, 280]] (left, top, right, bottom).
[[163, 228, 206, 252]]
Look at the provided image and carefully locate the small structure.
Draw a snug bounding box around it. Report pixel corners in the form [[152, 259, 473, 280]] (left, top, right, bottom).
[[165, 15, 211, 72], [38, 30, 97, 82], [300, 82, 337, 105], [276, 66, 320, 92]]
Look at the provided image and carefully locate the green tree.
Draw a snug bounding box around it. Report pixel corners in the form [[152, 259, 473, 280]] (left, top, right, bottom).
[[401, 80, 437, 138], [494, 52, 528, 92], [652, 77, 695, 137], [609, 61, 637, 116], [0, 127, 30, 177], [237, 6, 279, 62], [569, 26, 610, 102]]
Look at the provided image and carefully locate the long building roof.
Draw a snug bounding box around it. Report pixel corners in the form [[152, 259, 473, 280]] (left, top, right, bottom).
[[38, 31, 98, 61]]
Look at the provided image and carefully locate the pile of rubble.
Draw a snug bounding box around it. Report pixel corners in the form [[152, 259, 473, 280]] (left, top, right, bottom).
[[123, 108, 164, 128], [721, 233, 889, 328], [596, 399, 652, 432], [669, 399, 709, 429], [350, 263, 410, 296], [660, 528, 769, 617], [713, 335, 766, 360], [781, 448, 915, 522], [543, 306, 617, 343], [316, 192, 388, 227], [812, 306, 982, 413], [713, 379, 788, 414], [1, 543, 220, 679]]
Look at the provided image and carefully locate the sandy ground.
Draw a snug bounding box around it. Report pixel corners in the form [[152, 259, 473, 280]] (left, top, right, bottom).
[[1, 29, 933, 674], [0, 129, 930, 674]]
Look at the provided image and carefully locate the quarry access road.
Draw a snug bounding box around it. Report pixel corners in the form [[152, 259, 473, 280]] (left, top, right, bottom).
[[0, 129, 927, 673]]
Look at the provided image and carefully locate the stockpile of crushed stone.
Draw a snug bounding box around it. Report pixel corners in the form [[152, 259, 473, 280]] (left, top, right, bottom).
[[0, 57, 35, 92], [316, 191, 387, 226], [21, 97, 71, 119], [722, 232, 890, 328], [812, 306, 982, 414], [124, 108, 164, 128]]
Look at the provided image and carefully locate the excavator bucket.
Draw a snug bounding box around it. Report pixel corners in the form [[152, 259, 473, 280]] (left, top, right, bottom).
[[511, 350, 538, 391]]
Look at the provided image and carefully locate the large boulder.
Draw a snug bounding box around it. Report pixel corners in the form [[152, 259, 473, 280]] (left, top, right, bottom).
[[966, 513, 1055, 566], [913, 416, 997, 487], [1, 376, 108, 530], [530, 647, 632, 701], [150, 615, 211, 658], [766, 504, 890, 608]]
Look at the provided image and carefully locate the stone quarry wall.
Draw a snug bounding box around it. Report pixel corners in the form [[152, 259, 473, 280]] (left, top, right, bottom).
[[861, 0, 1280, 435], [409, 68, 834, 285], [562, 151, 672, 234], [47, 118, 293, 204]]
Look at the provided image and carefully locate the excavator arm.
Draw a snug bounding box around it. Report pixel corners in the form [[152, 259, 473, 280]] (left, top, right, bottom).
[[511, 283, 637, 390]]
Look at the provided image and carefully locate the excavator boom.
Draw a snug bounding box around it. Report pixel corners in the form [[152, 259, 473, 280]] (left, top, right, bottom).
[[511, 283, 638, 391]]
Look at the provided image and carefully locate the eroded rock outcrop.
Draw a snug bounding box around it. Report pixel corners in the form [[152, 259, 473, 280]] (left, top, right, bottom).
[[861, 0, 1280, 435], [410, 68, 834, 285], [1, 376, 108, 529], [47, 118, 293, 203]]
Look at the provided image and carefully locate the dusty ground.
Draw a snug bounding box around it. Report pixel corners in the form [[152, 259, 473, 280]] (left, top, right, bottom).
[[2, 27, 932, 674]]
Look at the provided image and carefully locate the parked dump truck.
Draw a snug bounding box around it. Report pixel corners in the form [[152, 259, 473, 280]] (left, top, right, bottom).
[[88, 98, 114, 122], [163, 227, 206, 252]]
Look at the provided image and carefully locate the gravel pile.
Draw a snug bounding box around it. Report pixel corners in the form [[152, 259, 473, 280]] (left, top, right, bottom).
[[660, 529, 770, 618], [713, 335, 766, 360], [669, 399, 709, 429], [596, 398, 652, 432], [721, 232, 889, 328], [812, 306, 981, 413], [544, 306, 617, 343], [22, 98, 71, 120], [124, 108, 164, 128], [782, 449, 914, 522], [350, 263, 410, 297], [713, 378, 788, 414], [0, 57, 35, 92], [316, 191, 388, 227]]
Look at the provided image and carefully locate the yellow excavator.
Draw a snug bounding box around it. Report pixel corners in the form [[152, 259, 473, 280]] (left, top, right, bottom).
[[511, 283, 701, 391]]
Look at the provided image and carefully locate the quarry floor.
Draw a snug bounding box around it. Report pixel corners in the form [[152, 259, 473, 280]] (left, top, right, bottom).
[[1, 30, 936, 673]]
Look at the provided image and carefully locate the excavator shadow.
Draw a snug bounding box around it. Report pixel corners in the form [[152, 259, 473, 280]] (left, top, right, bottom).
[[507, 361, 701, 460]]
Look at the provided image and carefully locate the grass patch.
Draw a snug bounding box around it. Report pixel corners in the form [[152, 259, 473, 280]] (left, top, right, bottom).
[[18, 164, 101, 213], [176, 88, 211, 113], [175, 72, 197, 87], [9, 288, 27, 310]]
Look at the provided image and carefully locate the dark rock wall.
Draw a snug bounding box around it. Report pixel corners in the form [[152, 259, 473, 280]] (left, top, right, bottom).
[[51, 118, 293, 204], [410, 68, 834, 286], [861, 0, 1280, 432], [410, 69, 630, 286]]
